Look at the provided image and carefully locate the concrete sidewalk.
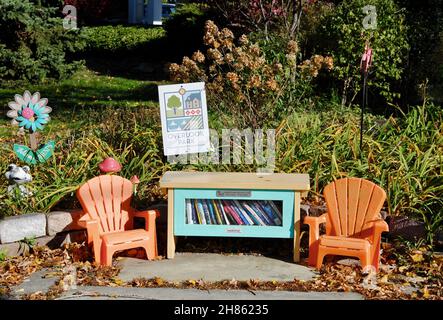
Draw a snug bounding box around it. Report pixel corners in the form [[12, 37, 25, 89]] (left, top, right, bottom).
[[6, 253, 365, 300], [117, 253, 316, 282], [57, 286, 364, 300]]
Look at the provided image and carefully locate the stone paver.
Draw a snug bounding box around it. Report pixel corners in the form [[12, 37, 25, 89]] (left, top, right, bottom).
[[0, 213, 46, 244], [5, 253, 368, 300], [46, 210, 84, 236], [58, 286, 364, 300], [117, 253, 316, 282], [12, 269, 59, 297]]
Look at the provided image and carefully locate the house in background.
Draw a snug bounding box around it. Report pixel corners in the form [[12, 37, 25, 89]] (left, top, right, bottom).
[[185, 93, 201, 109], [128, 0, 176, 25]]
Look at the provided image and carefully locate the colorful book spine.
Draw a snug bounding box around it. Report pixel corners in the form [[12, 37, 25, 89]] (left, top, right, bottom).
[[201, 199, 213, 224], [196, 200, 207, 224], [191, 199, 198, 224], [250, 201, 274, 226], [267, 200, 283, 222], [219, 200, 235, 224], [259, 201, 281, 226], [214, 200, 226, 224], [186, 199, 193, 224], [233, 200, 255, 225], [222, 200, 244, 225], [206, 199, 217, 225], [242, 201, 266, 226], [211, 199, 223, 224], [193, 199, 202, 224], [230, 201, 250, 225]]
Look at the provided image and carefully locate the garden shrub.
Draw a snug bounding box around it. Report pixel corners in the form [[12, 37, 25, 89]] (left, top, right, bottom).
[[0, 100, 441, 244], [0, 0, 84, 83], [163, 3, 211, 59], [319, 0, 409, 106], [169, 20, 333, 128], [395, 0, 443, 104], [79, 25, 166, 53], [276, 102, 443, 244]]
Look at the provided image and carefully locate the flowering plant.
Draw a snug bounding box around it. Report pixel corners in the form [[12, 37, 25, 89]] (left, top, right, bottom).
[[170, 20, 332, 128]]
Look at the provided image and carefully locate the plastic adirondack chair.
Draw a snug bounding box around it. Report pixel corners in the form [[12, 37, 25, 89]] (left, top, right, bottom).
[[76, 175, 158, 266], [304, 178, 389, 272]]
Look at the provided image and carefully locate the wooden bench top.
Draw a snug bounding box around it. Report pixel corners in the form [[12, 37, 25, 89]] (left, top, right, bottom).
[[159, 171, 310, 191]]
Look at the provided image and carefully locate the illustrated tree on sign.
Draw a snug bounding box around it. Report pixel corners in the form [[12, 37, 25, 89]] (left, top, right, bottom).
[[167, 95, 181, 115]]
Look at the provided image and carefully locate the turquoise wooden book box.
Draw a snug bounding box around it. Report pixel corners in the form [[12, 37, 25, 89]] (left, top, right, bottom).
[[159, 171, 310, 262]]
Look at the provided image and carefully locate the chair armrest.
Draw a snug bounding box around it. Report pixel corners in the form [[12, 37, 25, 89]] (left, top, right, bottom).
[[78, 218, 100, 246], [132, 209, 159, 231], [304, 214, 327, 244], [363, 219, 389, 233], [373, 219, 389, 233], [304, 213, 327, 266], [361, 219, 389, 243], [304, 214, 327, 228]]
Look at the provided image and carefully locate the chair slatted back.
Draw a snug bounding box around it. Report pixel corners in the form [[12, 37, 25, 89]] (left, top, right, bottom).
[[77, 175, 133, 234], [324, 178, 386, 237]]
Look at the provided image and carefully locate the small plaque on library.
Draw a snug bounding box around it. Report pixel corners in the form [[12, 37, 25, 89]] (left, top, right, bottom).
[[158, 82, 210, 156], [216, 190, 252, 198]]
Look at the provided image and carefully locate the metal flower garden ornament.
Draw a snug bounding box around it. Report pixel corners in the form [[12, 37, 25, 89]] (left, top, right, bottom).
[[7, 91, 55, 165]]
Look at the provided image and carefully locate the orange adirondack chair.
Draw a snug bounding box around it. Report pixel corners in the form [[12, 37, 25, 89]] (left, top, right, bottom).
[[304, 178, 389, 271], [76, 175, 158, 266]]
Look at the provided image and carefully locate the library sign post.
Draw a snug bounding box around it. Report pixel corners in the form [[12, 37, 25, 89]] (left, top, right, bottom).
[[158, 82, 210, 156]]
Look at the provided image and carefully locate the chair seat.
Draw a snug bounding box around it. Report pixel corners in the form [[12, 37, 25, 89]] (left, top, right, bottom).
[[101, 229, 150, 246], [319, 235, 370, 251]]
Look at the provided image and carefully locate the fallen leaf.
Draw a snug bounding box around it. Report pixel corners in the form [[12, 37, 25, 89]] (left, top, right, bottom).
[[422, 287, 430, 299], [410, 254, 424, 263]]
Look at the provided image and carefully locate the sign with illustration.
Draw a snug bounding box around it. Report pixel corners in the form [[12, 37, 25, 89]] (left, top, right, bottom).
[[158, 82, 210, 156]]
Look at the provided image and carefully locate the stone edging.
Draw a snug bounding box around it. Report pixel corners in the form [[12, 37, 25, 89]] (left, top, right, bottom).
[[0, 210, 86, 256]]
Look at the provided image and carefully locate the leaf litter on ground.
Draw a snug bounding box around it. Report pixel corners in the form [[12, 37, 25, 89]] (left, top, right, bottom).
[[0, 241, 441, 300]]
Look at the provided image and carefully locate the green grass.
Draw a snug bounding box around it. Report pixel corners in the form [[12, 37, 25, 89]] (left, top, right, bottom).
[[0, 67, 170, 140], [0, 68, 167, 111]]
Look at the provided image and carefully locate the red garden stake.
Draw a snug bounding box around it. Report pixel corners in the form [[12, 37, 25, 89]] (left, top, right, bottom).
[[359, 42, 373, 156]]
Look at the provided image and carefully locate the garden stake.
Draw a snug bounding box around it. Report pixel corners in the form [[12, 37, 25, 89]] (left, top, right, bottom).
[[6, 91, 54, 165], [359, 43, 373, 156]]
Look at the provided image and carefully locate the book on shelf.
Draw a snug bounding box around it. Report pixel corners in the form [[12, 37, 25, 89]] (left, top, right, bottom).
[[196, 200, 207, 224], [186, 198, 283, 227], [233, 200, 255, 225], [261, 201, 282, 225], [241, 201, 266, 226], [186, 199, 193, 224], [230, 201, 251, 225], [202, 199, 213, 224], [215, 199, 230, 225], [268, 200, 283, 221], [206, 199, 218, 224], [211, 199, 223, 224], [250, 201, 274, 226], [191, 200, 198, 224], [193, 199, 202, 224], [222, 200, 244, 225]]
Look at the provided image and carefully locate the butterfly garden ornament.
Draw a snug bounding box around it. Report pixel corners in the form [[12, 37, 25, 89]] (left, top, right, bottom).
[[7, 91, 55, 165]]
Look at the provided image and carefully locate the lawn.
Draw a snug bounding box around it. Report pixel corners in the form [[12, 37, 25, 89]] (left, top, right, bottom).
[[0, 67, 169, 137]]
